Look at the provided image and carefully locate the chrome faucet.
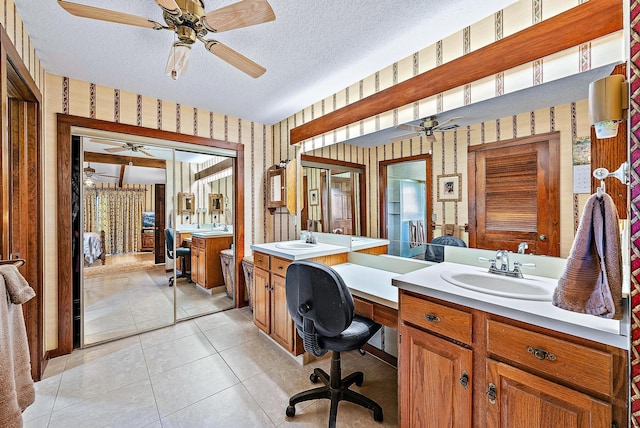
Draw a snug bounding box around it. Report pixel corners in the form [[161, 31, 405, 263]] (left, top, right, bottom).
[[495, 250, 509, 271], [305, 231, 317, 244], [478, 250, 536, 279], [517, 242, 528, 254]]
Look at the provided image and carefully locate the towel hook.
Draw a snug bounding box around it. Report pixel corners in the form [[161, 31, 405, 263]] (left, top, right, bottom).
[[592, 162, 629, 198], [592, 162, 629, 185]]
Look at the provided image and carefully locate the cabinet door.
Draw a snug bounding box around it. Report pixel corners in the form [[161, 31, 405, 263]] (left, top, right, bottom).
[[270, 274, 294, 352], [253, 267, 270, 333], [190, 243, 198, 281], [399, 323, 472, 428], [197, 247, 207, 287], [486, 360, 611, 428]]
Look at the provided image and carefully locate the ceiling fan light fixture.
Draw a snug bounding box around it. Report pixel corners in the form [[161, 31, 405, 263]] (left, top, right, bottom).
[[165, 42, 192, 79]]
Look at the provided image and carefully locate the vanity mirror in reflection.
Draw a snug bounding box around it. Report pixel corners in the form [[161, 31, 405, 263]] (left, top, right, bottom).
[[300, 154, 365, 236]]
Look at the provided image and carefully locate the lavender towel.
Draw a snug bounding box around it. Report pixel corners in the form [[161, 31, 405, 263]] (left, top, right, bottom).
[[552, 192, 623, 320]]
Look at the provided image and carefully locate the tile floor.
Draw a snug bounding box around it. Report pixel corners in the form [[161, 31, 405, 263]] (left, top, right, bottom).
[[24, 307, 398, 427], [83, 253, 234, 345]]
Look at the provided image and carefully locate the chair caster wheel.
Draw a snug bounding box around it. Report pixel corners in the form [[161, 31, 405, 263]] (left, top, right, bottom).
[[286, 405, 296, 417], [355, 372, 364, 387], [309, 373, 319, 383], [373, 409, 383, 422]]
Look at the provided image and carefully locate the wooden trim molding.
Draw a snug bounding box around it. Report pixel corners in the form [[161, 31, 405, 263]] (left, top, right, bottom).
[[55, 114, 245, 356], [290, 0, 622, 145]]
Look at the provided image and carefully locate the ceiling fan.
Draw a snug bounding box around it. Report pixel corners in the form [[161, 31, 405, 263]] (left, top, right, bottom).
[[83, 163, 118, 186], [57, 0, 275, 79], [392, 116, 462, 143], [94, 140, 157, 157]]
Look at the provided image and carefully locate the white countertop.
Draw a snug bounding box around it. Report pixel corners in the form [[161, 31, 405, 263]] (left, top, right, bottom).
[[332, 263, 399, 309], [392, 261, 628, 349], [250, 237, 389, 261], [191, 231, 233, 238], [350, 238, 390, 251], [251, 240, 349, 260]]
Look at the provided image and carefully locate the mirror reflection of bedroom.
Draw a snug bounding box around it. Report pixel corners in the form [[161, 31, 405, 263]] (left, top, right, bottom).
[[80, 137, 235, 346]]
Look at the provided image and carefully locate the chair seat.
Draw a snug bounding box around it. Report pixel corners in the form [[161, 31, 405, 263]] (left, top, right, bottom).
[[175, 247, 191, 257], [317, 315, 381, 353]]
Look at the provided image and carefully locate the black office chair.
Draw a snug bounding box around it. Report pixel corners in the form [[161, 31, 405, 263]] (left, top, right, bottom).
[[285, 260, 383, 427], [165, 228, 191, 286], [425, 235, 467, 263]]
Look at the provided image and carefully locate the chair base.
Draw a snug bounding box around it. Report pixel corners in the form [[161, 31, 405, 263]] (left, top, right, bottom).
[[285, 351, 383, 428]]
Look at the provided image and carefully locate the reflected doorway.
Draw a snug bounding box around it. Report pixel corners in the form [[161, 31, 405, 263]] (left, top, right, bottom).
[[379, 154, 433, 258]]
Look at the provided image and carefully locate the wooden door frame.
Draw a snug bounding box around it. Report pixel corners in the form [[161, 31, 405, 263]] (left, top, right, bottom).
[[467, 131, 560, 255], [154, 183, 166, 264], [300, 154, 367, 235], [0, 27, 44, 380], [378, 154, 433, 242], [55, 114, 245, 357]]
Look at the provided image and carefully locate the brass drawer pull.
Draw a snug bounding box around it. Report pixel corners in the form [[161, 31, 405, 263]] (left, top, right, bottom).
[[277, 265, 283, 270], [486, 383, 497, 404], [424, 313, 441, 323], [526, 346, 556, 361], [459, 371, 469, 389]]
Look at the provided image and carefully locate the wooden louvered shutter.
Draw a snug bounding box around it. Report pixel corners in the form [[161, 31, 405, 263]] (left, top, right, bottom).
[[468, 133, 560, 256]]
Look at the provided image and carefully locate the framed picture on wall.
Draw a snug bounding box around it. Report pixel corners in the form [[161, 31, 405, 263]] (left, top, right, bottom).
[[309, 189, 319, 206], [437, 174, 462, 202]]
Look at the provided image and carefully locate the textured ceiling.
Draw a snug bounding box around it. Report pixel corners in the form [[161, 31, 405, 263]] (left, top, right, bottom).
[[15, 0, 514, 125]]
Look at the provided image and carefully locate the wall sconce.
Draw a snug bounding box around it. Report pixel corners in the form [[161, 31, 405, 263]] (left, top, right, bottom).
[[589, 74, 628, 139]]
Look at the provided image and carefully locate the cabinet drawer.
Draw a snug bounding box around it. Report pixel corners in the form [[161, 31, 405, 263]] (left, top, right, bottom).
[[487, 320, 613, 397], [254, 252, 269, 270], [191, 237, 204, 248], [400, 294, 472, 345], [271, 256, 291, 276], [353, 297, 374, 318]]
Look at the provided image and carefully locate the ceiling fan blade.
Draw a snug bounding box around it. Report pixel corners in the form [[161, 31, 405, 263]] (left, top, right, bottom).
[[58, 1, 159, 29], [89, 138, 126, 147], [202, 0, 275, 33], [433, 116, 462, 130], [205, 40, 266, 78], [155, 0, 181, 15], [395, 124, 423, 132], [391, 132, 422, 143], [96, 173, 119, 179], [138, 149, 156, 157], [104, 147, 128, 153]]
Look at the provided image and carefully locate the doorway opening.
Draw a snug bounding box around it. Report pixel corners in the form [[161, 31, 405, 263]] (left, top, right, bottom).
[[379, 154, 433, 258]]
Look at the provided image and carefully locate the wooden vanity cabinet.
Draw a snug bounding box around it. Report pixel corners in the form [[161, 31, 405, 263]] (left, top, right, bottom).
[[398, 290, 627, 428], [190, 235, 233, 290], [252, 250, 349, 355], [252, 251, 302, 354]]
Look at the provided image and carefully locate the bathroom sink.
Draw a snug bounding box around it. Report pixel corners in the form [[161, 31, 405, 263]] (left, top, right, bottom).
[[440, 270, 554, 301], [275, 241, 319, 250]]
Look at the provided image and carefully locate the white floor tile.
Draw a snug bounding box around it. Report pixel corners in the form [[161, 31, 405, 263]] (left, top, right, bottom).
[[151, 353, 239, 417]]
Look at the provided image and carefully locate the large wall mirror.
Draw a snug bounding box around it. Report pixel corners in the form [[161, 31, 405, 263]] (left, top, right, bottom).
[[301, 63, 627, 261]]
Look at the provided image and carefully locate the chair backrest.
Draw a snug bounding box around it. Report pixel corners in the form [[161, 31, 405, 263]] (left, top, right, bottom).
[[425, 235, 467, 262], [286, 260, 354, 356], [164, 228, 174, 260]]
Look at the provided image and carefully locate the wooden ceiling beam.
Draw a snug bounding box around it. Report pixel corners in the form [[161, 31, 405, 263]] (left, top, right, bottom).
[[289, 0, 622, 145], [194, 158, 233, 181], [84, 151, 166, 169]]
